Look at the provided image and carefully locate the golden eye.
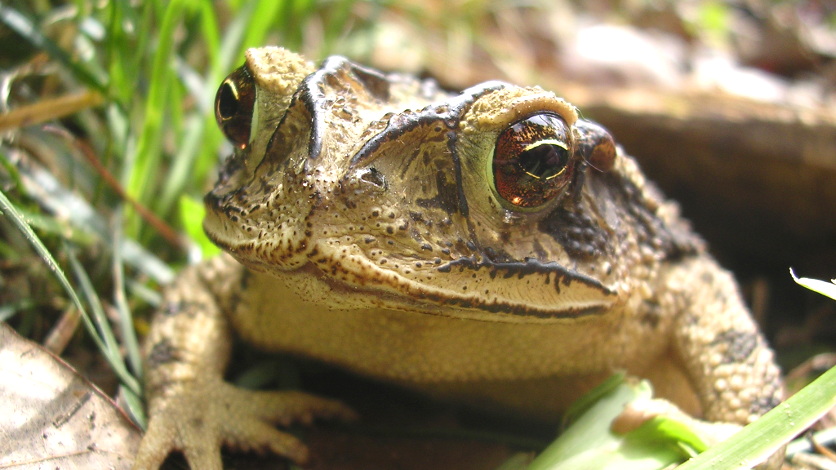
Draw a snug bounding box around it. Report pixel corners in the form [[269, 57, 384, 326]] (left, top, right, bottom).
[[492, 113, 573, 208], [214, 65, 255, 149]]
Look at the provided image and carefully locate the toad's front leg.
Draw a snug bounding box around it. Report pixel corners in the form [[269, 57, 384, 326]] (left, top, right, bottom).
[[133, 257, 355, 470], [669, 258, 784, 468]]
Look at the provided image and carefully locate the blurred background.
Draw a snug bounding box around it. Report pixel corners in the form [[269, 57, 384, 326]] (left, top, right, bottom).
[[0, 1, 834, 468]]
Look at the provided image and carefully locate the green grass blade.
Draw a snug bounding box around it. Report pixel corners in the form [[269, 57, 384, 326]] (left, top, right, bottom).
[[111, 210, 146, 426], [0, 188, 140, 395], [126, 0, 189, 232], [65, 245, 124, 370], [111, 212, 143, 377], [790, 268, 836, 301]]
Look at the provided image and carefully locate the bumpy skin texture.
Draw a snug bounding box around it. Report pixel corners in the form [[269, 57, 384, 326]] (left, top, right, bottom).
[[134, 47, 783, 469]]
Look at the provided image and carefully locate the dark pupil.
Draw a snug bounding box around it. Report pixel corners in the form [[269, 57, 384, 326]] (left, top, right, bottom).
[[217, 82, 238, 119], [518, 143, 569, 180]]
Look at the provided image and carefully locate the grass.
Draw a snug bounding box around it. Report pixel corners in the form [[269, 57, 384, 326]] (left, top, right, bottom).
[[0, 1, 832, 469]]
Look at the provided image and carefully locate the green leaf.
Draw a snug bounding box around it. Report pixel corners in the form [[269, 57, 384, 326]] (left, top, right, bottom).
[[529, 376, 687, 470], [625, 415, 707, 457]]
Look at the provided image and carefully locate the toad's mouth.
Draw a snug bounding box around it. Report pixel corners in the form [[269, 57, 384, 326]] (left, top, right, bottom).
[[287, 248, 619, 322]]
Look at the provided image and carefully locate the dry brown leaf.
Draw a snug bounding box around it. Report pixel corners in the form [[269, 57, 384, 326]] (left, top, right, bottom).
[[0, 322, 140, 469]]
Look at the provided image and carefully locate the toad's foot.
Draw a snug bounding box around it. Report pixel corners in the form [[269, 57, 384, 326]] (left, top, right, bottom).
[[133, 379, 357, 470]]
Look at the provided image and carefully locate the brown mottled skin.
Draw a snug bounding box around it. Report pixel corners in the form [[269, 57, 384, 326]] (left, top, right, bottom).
[[134, 47, 783, 469]]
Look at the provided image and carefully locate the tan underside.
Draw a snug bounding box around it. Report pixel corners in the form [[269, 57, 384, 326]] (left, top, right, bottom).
[[227, 262, 700, 419]]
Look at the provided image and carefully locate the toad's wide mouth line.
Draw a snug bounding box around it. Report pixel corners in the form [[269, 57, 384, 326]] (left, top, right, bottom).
[[436, 256, 616, 294], [288, 258, 615, 322]]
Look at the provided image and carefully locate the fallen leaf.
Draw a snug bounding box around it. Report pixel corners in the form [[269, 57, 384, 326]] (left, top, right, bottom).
[[0, 322, 140, 469]]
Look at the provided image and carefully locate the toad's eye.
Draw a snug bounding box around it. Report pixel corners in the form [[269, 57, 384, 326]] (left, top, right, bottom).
[[215, 65, 255, 149], [492, 113, 573, 208]]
